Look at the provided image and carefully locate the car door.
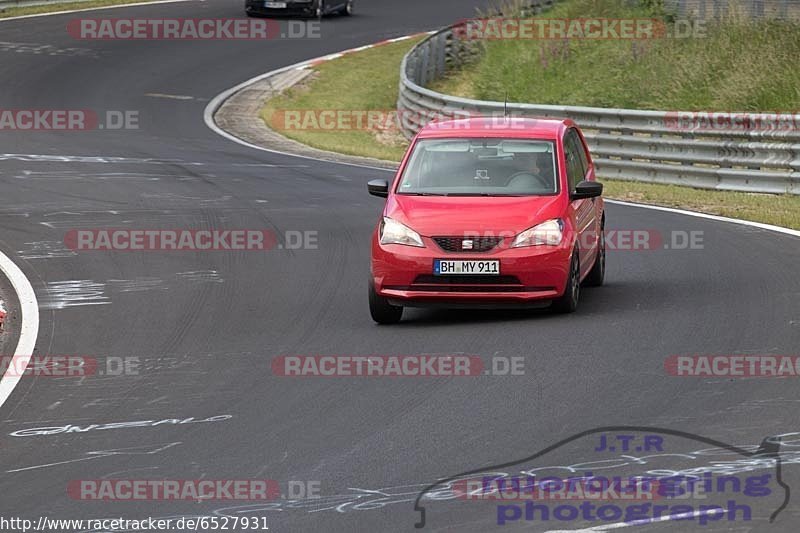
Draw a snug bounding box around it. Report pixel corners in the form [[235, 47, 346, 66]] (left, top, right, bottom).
[[574, 128, 602, 254], [564, 129, 597, 276]]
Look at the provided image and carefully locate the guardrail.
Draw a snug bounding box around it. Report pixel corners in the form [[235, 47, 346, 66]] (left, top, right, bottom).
[[398, 24, 800, 195], [664, 0, 800, 21]]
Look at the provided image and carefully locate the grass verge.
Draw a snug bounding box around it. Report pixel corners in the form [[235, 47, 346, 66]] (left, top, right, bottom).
[[259, 26, 800, 230], [260, 37, 424, 162], [0, 0, 168, 19], [603, 180, 800, 229], [432, 0, 800, 111]]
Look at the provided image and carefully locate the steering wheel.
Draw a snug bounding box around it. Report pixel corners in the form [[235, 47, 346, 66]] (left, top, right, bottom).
[[507, 171, 550, 191]]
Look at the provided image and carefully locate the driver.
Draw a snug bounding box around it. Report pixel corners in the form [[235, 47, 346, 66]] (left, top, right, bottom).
[[507, 152, 552, 191]]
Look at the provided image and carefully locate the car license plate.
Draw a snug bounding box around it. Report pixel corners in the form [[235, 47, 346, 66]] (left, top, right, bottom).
[[434, 260, 499, 275], [264, 1, 286, 7]]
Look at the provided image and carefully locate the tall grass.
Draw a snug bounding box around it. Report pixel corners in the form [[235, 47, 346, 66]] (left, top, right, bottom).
[[435, 0, 800, 110]]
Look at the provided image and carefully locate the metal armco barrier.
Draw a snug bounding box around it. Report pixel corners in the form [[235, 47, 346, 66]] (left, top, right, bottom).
[[398, 24, 800, 195], [664, 0, 800, 21]]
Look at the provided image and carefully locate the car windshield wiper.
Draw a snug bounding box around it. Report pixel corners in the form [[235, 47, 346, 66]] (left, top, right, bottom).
[[443, 193, 523, 197], [400, 192, 526, 197]]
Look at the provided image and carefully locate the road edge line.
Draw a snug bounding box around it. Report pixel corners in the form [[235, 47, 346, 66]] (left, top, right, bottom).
[[0, 251, 39, 409], [205, 37, 800, 240], [203, 34, 432, 172], [606, 199, 800, 238]]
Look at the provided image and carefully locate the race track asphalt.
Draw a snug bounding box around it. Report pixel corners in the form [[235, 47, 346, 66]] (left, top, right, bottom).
[[0, 1, 799, 531]]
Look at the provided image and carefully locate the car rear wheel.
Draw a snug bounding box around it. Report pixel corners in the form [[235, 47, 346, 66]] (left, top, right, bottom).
[[584, 220, 605, 287], [551, 250, 580, 314], [315, 0, 325, 18], [340, 0, 353, 15], [369, 282, 403, 324]]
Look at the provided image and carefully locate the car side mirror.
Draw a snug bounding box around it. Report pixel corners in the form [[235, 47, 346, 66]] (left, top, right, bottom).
[[571, 180, 603, 200], [368, 179, 389, 198]]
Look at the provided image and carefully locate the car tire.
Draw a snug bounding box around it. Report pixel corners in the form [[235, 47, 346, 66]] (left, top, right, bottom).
[[340, 0, 353, 15], [315, 0, 325, 18], [369, 282, 403, 324], [551, 250, 580, 314], [584, 219, 605, 287]]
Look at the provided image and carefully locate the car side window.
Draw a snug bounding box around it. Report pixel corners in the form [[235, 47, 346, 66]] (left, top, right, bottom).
[[564, 132, 584, 192], [573, 131, 591, 175]]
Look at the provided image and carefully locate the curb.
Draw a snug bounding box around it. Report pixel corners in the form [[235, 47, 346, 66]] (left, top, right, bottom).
[[205, 33, 800, 240], [207, 32, 435, 172], [0, 249, 39, 410]]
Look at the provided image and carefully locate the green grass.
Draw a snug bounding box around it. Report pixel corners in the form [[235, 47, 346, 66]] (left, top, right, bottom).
[[261, 37, 425, 162], [604, 180, 800, 229], [0, 0, 163, 18], [432, 0, 800, 111], [259, 13, 800, 230]]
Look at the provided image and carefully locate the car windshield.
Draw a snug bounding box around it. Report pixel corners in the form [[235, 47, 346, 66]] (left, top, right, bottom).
[[397, 138, 558, 196]]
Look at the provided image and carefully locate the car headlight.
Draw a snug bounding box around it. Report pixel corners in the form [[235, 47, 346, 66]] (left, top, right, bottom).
[[511, 219, 564, 247], [380, 217, 424, 247]]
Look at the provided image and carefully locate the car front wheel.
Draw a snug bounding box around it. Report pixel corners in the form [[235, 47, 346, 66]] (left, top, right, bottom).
[[369, 282, 403, 324], [552, 250, 580, 314], [584, 220, 605, 287]]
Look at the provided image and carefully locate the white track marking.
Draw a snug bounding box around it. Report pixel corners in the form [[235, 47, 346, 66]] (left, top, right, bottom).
[[545, 508, 728, 532], [6, 441, 181, 473], [203, 61, 395, 172], [204, 61, 398, 172], [0, 251, 39, 410], [205, 41, 800, 240], [605, 199, 800, 238], [0, 0, 200, 23], [203, 35, 434, 173], [146, 93, 196, 101]]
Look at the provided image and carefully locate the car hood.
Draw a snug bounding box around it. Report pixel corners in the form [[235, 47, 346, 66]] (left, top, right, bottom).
[[385, 194, 565, 237]]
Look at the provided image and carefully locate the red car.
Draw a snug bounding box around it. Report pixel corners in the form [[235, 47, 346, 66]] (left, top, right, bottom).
[[368, 117, 604, 324]]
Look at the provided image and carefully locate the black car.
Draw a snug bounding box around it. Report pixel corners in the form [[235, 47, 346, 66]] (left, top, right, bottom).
[[245, 0, 353, 18]]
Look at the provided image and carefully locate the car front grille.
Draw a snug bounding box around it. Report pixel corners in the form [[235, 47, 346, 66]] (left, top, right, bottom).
[[433, 236, 502, 253], [382, 275, 554, 293], [413, 275, 521, 285]]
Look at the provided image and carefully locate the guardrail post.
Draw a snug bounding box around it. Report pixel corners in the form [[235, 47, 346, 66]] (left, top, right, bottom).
[[418, 42, 430, 86], [435, 32, 446, 79], [752, 0, 764, 18]]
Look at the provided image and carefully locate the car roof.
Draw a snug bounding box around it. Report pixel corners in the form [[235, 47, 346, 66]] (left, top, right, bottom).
[[416, 116, 574, 140]]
